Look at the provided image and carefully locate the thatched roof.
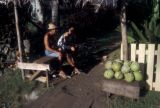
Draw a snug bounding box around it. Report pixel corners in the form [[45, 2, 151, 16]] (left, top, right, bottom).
[[0, 0, 30, 6], [75, 0, 147, 12], [76, 0, 119, 7], [76, 0, 119, 12]]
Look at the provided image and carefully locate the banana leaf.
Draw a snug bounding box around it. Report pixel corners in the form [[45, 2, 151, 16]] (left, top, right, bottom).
[[131, 21, 148, 43]]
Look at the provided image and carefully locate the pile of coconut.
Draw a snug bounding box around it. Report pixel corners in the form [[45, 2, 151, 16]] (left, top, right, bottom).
[[104, 59, 143, 83]]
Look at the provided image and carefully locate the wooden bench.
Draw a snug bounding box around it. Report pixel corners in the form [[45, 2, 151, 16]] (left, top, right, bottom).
[[102, 79, 141, 99], [17, 56, 55, 87]]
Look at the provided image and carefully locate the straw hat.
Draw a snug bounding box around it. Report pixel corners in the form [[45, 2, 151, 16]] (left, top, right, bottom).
[[48, 23, 57, 30]]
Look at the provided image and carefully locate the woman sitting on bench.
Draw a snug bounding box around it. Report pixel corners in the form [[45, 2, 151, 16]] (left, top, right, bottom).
[[44, 23, 67, 79]]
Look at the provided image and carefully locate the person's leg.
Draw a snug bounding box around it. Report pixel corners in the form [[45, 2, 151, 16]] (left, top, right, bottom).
[[66, 54, 75, 67], [66, 54, 80, 74], [45, 50, 67, 78]]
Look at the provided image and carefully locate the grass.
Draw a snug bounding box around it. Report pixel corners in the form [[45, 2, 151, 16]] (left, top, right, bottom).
[[105, 91, 160, 108], [0, 68, 50, 108]]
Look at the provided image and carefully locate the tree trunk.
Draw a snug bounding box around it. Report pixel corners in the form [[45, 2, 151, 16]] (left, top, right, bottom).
[[50, 0, 59, 25], [30, 0, 43, 24], [120, 1, 128, 60], [14, 1, 25, 80]]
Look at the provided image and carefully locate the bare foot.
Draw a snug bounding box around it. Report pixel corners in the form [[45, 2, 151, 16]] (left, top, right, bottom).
[[58, 71, 67, 79], [74, 68, 81, 75]]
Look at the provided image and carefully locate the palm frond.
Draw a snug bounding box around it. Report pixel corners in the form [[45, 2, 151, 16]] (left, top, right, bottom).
[[6, 0, 30, 6]]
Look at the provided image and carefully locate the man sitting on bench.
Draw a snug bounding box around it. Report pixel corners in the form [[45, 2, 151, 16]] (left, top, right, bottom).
[[44, 23, 67, 79], [57, 27, 80, 75]]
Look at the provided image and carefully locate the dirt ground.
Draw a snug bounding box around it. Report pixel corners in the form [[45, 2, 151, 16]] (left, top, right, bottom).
[[24, 61, 111, 108]]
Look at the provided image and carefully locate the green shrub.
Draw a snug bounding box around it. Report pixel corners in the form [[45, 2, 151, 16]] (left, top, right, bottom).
[[0, 69, 37, 108]]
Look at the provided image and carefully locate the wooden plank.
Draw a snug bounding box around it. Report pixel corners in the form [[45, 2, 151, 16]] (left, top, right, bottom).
[[26, 74, 47, 83], [29, 70, 49, 87], [155, 50, 158, 55], [146, 44, 155, 90], [36, 76, 47, 83], [17, 62, 50, 71], [102, 79, 140, 99], [153, 82, 160, 91], [29, 70, 41, 81], [131, 44, 136, 62], [137, 44, 146, 63], [155, 44, 160, 91], [33, 56, 53, 64]]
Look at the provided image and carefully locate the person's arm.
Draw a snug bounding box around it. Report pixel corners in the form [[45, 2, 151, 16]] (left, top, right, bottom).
[[44, 34, 59, 53]]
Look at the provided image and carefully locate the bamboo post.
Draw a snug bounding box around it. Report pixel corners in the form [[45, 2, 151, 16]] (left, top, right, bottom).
[[120, 0, 128, 60], [14, 1, 25, 80]]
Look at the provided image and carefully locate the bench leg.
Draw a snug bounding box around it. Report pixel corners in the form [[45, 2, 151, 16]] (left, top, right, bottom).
[[46, 70, 49, 88]]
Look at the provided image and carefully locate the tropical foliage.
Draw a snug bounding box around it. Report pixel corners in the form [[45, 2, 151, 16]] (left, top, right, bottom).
[[128, 0, 160, 43]]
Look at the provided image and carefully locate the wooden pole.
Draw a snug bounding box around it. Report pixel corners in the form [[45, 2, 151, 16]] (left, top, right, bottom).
[[14, 0, 25, 80], [120, 1, 128, 60]]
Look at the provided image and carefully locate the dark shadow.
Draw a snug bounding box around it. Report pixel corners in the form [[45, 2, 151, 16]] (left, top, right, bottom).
[[139, 63, 149, 97]]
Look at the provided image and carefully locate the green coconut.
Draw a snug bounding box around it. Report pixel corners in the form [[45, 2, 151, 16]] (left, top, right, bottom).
[[133, 71, 143, 81], [112, 62, 122, 72], [104, 69, 114, 79], [124, 72, 134, 83], [130, 62, 140, 72], [121, 65, 130, 73], [105, 61, 112, 69], [114, 71, 123, 80], [123, 60, 131, 66], [114, 59, 123, 63]]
